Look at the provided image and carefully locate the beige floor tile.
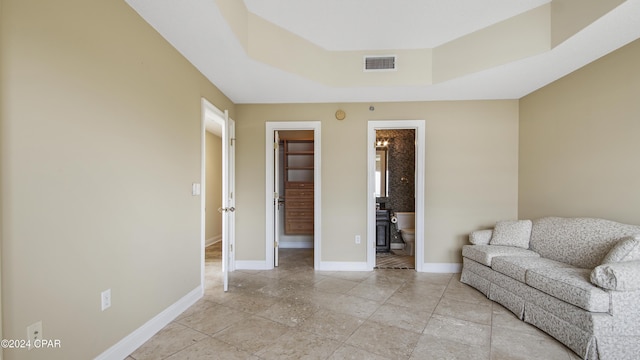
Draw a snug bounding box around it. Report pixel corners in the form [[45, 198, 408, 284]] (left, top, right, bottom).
[[257, 298, 321, 327], [434, 296, 493, 325], [490, 325, 572, 360], [176, 303, 249, 335], [320, 271, 374, 282], [328, 344, 392, 360], [422, 314, 491, 348], [346, 320, 421, 359], [164, 337, 259, 360], [347, 281, 401, 302], [364, 269, 416, 284], [313, 292, 383, 319], [298, 309, 365, 341], [385, 289, 441, 313], [255, 329, 341, 360], [220, 289, 279, 314], [212, 315, 290, 353], [369, 303, 431, 333], [411, 334, 490, 360], [395, 281, 448, 298], [129, 322, 208, 360], [174, 299, 216, 322], [442, 280, 492, 304], [128, 246, 578, 360], [313, 277, 360, 294]]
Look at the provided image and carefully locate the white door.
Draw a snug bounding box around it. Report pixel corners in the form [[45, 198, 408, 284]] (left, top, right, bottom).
[[221, 111, 235, 291], [273, 131, 281, 267]]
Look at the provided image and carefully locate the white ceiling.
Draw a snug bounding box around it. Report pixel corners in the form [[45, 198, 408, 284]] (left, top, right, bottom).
[[243, 0, 550, 50], [126, 0, 640, 104]]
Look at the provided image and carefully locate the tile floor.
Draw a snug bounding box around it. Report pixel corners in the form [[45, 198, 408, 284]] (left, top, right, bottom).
[[127, 244, 580, 359]]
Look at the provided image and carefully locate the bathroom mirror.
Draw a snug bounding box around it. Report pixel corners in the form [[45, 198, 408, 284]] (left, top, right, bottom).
[[375, 148, 388, 197]]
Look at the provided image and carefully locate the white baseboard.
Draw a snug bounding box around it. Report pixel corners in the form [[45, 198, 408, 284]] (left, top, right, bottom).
[[235, 260, 270, 270], [420, 263, 462, 273], [206, 235, 222, 247], [279, 241, 313, 249], [316, 261, 370, 271], [95, 286, 202, 360]]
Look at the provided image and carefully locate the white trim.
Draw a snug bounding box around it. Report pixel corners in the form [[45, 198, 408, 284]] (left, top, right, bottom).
[[235, 260, 271, 270], [279, 241, 314, 249], [367, 120, 426, 272], [94, 286, 202, 360], [206, 235, 222, 247], [265, 121, 322, 270], [316, 261, 370, 272], [421, 263, 462, 273]]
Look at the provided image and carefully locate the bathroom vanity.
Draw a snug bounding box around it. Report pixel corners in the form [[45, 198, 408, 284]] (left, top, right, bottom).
[[376, 209, 391, 252]]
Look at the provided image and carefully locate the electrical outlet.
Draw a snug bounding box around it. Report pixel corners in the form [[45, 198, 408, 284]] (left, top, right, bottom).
[[27, 321, 42, 349], [101, 289, 111, 311], [355, 235, 361, 244]]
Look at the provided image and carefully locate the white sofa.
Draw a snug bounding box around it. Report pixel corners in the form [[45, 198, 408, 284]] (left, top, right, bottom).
[[460, 217, 640, 360]]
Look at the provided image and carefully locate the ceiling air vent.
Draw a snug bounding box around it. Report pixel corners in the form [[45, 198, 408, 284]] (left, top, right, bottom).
[[364, 56, 397, 71]]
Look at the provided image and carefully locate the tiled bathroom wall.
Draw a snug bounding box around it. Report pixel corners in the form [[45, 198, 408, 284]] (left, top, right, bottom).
[[376, 129, 416, 213]]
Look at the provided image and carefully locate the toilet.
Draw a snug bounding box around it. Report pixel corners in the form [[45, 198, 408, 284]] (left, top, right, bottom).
[[395, 212, 415, 256]]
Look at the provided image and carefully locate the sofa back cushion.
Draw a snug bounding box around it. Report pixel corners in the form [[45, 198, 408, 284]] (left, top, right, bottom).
[[529, 217, 640, 269]]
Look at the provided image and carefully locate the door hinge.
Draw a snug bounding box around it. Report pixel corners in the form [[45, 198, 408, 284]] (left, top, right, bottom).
[[274, 142, 279, 149], [229, 244, 233, 252], [274, 192, 279, 199]]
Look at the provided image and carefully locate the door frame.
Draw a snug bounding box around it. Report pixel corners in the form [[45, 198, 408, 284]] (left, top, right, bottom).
[[265, 121, 321, 270], [367, 120, 425, 271], [200, 98, 234, 290]]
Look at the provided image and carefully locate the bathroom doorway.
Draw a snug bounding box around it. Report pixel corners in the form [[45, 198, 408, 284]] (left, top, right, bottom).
[[265, 122, 322, 270], [367, 120, 425, 271], [375, 129, 416, 269]]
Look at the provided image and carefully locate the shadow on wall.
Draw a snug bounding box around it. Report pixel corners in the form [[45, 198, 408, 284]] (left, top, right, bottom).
[[376, 129, 415, 213]]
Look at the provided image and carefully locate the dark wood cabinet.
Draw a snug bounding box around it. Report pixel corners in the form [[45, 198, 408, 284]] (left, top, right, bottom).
[[376, 210, 390, 252]]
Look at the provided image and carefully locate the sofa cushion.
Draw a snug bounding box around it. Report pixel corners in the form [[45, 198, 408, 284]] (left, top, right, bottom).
[[591, 261, 640, 291], [491, 256, 571, 283], [526, 267, 610, 312], [489, 220, 532, 249], [529, 217, 640, 269], [469, 229, 493, 245], [462, 245, 539, 267], [601, 236, 640, 264]]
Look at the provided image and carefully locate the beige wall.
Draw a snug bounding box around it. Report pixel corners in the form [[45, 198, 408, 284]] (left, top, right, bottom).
[[519, 39, 640, 225], [236, 101, 519, 265], [205, 132, 222, 242], [0, 0, 234, 359]]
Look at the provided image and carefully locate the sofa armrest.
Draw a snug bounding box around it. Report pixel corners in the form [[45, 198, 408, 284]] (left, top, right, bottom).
[[591, 260, 640, 291], [469, 229, 493, 245]]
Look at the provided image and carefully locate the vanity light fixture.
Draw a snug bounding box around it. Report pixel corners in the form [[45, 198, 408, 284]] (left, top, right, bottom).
[[375, 138, 389, 147]]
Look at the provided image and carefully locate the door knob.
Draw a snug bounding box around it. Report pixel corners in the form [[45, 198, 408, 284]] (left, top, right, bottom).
[[218, 207, 236, 213]]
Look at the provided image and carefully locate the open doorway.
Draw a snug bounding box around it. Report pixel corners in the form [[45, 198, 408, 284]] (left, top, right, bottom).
[[374, 129, 416, 269], [367, 120, 425, 272], [265, 122, 321, 270], [201, 99, 235, 292]]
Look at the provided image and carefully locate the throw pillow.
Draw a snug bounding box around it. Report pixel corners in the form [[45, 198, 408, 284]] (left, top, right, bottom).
[[469, 229, 493, 245], [489, 220, 532, 249], [590, 260, 640, 291], [601, 235, 640, 263]]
